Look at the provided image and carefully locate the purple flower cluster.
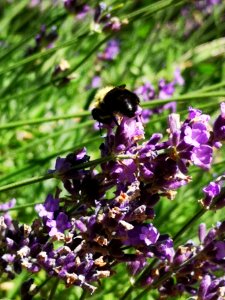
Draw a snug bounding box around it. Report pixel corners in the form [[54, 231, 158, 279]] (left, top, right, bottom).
[[181, 0, 222, 37], [93, 2, 128, 32], [63, 2, 127, 32], [156, 222, 225, 299], [64, 0, 90, 19], [1, 101, 225, 296], [195, 0, 221, 12], [135, 68, 184, 122], [26, 25, 58, 56]]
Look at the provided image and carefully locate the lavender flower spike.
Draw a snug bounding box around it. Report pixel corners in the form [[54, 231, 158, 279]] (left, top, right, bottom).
[[213, 102, 225, 142]]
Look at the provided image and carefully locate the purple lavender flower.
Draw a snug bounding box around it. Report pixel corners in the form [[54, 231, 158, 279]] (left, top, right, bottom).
[[200, 174, 225, 209], [168, 108, 213, 172], [91, 75, 101, 88], [46, 212, 71, 237], [202, 182, 221, 208], [135, 69, 184, 123], [124, 224, 159, 247], [135, 82, 155, 102], [64, 0, 90, 18], [0, 199, 16, 211], [98, 39, 120, 61], [213, 102, 225, 142], [93, 3, 127, 32], [25, 25, 58, 56], [35, 194, 59, 219], [173, 68, 185, 86], [197, 274, 225, 300], [158, 79, 175, 99]]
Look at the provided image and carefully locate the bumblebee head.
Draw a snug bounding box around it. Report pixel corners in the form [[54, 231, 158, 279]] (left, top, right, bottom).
[[91, 107, 113, 124]]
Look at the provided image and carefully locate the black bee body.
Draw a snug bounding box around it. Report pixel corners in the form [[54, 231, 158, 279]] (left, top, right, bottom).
[[91, 85, 140, 125]]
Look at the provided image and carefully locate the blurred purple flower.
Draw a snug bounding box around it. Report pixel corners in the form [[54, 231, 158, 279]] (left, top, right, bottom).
[[213, 102, 225, 142], [0, 199, 16, 211], [98, 39, 120, 61]]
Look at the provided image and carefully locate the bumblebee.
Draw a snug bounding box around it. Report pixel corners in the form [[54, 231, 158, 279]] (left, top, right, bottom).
[[91, 85, 140, 125]]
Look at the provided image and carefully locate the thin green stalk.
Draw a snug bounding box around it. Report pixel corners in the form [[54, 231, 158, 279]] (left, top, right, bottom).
[[181, 37, 225, 64], [0, 30, 89, 76], [0, 82, 50, 103], [0, 113, 91, 129], [0, 122, 94, 162], [79, 290, 87, 300], [193, 80, 225, 93], [57, 34, 112, 80], [0, 136, 102, 184], [0, 173, 53, 193], [173, 208, 205, 244], [48, 278, 60, 300], [0, 165, 38, 185], [0, 10, 67, 62], [1, 0, 28, 31], [33, 136, 102, 162], [1, 35, 111, 103], [3, 202, 42, 211], [0, 155, 112, 193], [33, 278, 51, 297], [126, 0, 186, 19], [142, 91, 225, 108], [0, 152, 138, 193]]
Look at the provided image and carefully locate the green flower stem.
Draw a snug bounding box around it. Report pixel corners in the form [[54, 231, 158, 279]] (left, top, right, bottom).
[[0, 10, 66, 62], [196, 80, 225, 93], [55, 34, 112, 81], [58, 155, 114, 174], [127, 0, 186, 19], [0, 165, 38, 185], [0, 82, 50, 103], [35, 137, 102, 162], [1, 0, 28, 31], [173, 208, 205, 244], [0, 113, 91, 130], [0, 136, 102, 184], [3, 125, 93, 159], [33, 278, 51, 297], [0, 173, 54, 193], [181, 37, 225, 66], [48, 278, 60, 300], [1, 34, 111, 103], [142, 91, 225, 108], [79, 290, 87, 300], [0, 29, 89, 76], [0, 152, 139, 193], [2, 202, 42, 211], [0, 155, 112, 193]]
